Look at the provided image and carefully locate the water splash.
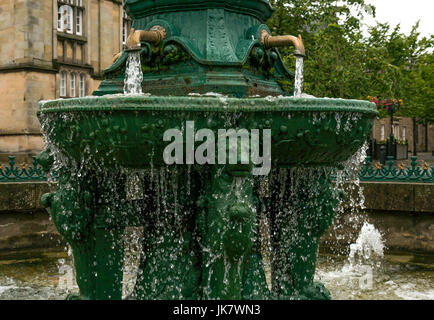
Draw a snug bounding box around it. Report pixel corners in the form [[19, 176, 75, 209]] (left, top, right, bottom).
[[126, 171, 144, 201], [123, 51, 143, 94], [314, 222, 384, 297], [348, 222, 385, 268], [122, 227, 144, 299]]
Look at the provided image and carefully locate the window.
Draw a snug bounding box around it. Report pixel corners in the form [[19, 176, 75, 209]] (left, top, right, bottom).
[[57, 1, 84, 36], [79, 74, 86, 97], [122, 11, 131, 44], [58, 5, 73, 34], [380, 124, 385, 140], [393, 125, 399, 138], [76, 9, 83, 35], [57, 8, 62, 30], [70, 73, 76, 97], [60, 72, 67, 97]]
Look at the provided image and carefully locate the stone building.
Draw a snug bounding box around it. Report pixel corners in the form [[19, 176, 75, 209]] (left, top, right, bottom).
[[371, 117, 434, 154], [0, 0, 130, 161]]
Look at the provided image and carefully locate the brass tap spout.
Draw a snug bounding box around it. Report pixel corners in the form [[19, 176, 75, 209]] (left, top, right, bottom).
[[112, 52, 122, 63], [261, 30, 305, 57], [125, 26, 167, 50]]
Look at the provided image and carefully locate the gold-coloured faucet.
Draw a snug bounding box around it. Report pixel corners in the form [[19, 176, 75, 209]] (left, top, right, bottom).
[[111, 25, 166, 63], [125, 26, 167, 50], [112, 52, 122, 63], [261, 30, 305, 57]]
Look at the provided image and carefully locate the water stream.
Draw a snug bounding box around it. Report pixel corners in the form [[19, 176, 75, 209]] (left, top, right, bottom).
[[123, 51, 143, 94], [293, 56, 304, 97]]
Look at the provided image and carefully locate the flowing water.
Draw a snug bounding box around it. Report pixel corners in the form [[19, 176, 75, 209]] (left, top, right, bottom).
[[123, 51, 143, 94], [293, 56, 304, 97]]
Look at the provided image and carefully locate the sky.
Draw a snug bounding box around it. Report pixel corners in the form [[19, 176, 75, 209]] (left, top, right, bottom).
[[364, 0, 433, 37]]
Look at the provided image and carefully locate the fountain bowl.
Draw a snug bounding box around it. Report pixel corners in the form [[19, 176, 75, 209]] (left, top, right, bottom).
[[38, 95, 377, 169]]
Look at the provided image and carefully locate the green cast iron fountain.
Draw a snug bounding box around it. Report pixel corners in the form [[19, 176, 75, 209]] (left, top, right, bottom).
[[37, 0, 378, 300]]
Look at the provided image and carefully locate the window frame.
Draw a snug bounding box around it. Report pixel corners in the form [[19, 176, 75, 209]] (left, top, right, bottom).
[[76, 8, 83, 36], [393, 124, 400, 138], [122, 10, 132, 45], [70, 73, 76, 97], [57, 4, 73, 34], [79, 74, 86, 97], [57, 0, 85, 36], [60, 71, 67, 97]]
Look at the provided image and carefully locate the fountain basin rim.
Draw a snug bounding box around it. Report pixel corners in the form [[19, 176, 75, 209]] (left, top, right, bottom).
[[38, 96, 378, 115]]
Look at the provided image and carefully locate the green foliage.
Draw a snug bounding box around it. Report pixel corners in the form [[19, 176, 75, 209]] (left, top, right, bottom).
[[268, 0, 433, 123]]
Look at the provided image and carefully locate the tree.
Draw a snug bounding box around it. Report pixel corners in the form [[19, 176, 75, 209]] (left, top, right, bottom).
[[268, 0, 375, 98], [365, 23, 433, 122], [267, 1, 434, 123]]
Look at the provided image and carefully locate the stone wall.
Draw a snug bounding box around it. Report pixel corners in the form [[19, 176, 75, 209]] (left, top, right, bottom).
[[0, 182, 54, 212], [0, 210, 64, 252], [0, 71, 55, 155], [322, 210, 434, 254], [0, 72, 27, 135], [363, 182, 434, 213], [0, 0, 53, 67], [0, 182, 64, 251], [89, 0, 124, 75]]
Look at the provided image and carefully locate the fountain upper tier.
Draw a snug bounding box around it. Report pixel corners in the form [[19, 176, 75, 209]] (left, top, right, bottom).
[[124, 0, 275, 21], [95, 0, 298, 97], [39, 96, 377, 169]]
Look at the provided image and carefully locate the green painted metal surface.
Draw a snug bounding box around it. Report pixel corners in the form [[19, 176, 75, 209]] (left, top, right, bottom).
[[95, 0, 292, 97], [38, 96, 376, 169], [37, 95, 377, 300], [35, 0, 381, 300]]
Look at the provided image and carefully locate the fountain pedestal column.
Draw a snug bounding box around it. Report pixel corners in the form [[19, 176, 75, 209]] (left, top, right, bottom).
[[39, 151, 128, 300], [199, 165, 269, 300]]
